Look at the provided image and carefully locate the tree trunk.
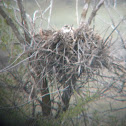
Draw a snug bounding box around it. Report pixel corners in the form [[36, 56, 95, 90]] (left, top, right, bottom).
[[61, 85, 72, 111], [40, 77, 51, 116]]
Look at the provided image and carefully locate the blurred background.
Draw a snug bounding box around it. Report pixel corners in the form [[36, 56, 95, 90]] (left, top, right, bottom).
[[21, 0, 126, 30]]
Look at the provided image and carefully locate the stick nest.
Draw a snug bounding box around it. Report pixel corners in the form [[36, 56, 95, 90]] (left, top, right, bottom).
[[32, 24, 110, 85]]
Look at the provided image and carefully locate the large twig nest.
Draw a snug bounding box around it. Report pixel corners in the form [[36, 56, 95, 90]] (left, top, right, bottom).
[[32, 24, 110, 86]]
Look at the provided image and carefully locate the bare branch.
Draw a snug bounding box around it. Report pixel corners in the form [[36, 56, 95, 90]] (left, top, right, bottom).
[[80, 0, 90, 24], [17, 0, 31, 43], [0, 7, 25, 44], [0, 86, 69, 109], [104, 20, 123, 46], [88, 0, 104, 25]]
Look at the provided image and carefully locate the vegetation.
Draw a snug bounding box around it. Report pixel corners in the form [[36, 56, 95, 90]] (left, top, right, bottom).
[[0, 0, 126, 126]]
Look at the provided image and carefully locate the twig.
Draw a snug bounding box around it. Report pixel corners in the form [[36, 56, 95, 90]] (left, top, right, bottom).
[[0, 51, 35, 73], [104, 20, 123, 46], [0, 85, 69, 109], [34, 0, 54, 29], [105, 6, 126, 49]]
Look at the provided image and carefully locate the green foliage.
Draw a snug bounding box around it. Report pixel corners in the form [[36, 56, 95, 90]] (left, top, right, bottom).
[[0, 1, 126, 126], [0, 84, 26, 126], [58, 91, 100, 125], [91, 110, 101, 126], [35, 118, 59, 126], [0, 3, 22, 57], [0, 5, 28, 126]]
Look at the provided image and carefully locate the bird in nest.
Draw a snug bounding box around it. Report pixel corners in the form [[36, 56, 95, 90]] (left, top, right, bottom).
[[60, 25, 76, 48], [61, 25, 74, 34], [61, 25, 75, 41]]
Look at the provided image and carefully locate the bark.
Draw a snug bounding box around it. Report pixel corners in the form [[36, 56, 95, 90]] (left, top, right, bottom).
[[38, 77, 51, 116], [62, 85, 72, 111]]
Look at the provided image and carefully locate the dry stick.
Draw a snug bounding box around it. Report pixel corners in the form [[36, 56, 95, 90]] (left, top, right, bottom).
[[0, 52, 35, 73], [34, 0, 54, 30], [103, 20, 123, 47], [10, 5, 34, 39], [105, 6, 126, 49], [0, 7, 24, 44], [88, 0, 104, 25], [34, 0, 43, 28], [17, 0, 31, 43]]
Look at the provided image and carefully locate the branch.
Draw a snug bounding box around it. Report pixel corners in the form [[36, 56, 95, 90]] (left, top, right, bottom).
[[17, 0, 31, 43], [47, 0, 53, 29], [0, 86, 69, 109], [88, 0, 104, 25], [0, 7, 25, 44], [104, 20, 123, 46], [80, 0, 90, 24]]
